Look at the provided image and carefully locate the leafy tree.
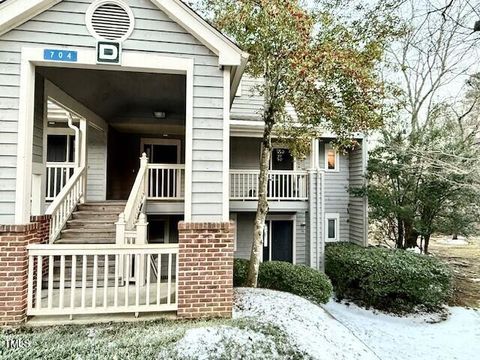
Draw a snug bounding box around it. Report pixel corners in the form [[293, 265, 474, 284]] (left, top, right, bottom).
[[352, 0, 480, 253], [200, 0, 400, 285]]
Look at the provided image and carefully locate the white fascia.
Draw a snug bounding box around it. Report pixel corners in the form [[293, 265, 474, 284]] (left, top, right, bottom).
[[0, 0, 60, 36]]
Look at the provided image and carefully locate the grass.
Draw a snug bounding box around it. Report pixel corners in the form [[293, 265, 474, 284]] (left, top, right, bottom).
[[0, 317, 308, 359], [429, 237, 480, 308]]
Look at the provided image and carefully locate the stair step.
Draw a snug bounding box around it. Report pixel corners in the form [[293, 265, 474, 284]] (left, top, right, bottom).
[[55, 238, 116, 244], [60, 229, 115, 239], [71, 212, 120, 220]]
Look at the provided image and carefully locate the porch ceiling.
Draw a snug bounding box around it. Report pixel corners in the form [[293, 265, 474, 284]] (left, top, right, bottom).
[[37, 67, 187, 134]]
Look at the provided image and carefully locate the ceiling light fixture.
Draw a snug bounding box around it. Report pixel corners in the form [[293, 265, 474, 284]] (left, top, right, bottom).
[[153, 111, 166, 119]]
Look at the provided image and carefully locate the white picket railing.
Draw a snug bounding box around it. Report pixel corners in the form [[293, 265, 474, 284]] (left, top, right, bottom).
[[46, 167, 86, 243], [26, 244, 178, 317], [230, 170, 309, 200], [46, 162, 76, 201], [147, 164, 185, 200]]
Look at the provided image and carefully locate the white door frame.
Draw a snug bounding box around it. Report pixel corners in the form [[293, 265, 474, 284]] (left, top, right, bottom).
[[140, 138, 181, 164], [15, 47, 194, 224]]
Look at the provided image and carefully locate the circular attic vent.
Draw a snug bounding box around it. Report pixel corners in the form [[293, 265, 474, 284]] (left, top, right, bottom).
[[86, 1, 134, 42]]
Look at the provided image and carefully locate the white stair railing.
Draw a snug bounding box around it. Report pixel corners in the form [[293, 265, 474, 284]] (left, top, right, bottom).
[[146, 164, 185, 200], [46, 166, 86, 243], [116, 153, 149, 246], [46, 162, 76, 201]]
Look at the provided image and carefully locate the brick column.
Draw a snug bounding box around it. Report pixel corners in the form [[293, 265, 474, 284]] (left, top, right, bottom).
[[0, 215, 50, 327], [177, 221, 235, 319]]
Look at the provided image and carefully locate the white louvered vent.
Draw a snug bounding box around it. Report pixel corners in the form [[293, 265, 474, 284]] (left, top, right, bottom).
[[86, 1, 134, 42]]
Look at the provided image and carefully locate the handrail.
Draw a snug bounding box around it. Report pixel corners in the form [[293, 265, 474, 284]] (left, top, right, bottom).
[[147, 164, 185, 170], [121, 153, 149, 232], [46, 166, 86, 243]]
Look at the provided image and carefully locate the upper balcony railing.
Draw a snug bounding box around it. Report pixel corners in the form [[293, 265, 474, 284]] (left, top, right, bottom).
[[147, 164, 185, 200], [230, 170, 309, 201]]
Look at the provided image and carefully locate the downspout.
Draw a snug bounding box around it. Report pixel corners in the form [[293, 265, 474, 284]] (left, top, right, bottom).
[[66, 113, 80, 168], [316, 169, 321, 270], [308, 169, 315, 267], [320, 170, 325, 272]]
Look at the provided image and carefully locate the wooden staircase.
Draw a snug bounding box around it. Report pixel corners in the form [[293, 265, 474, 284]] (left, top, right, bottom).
[[55, 201, 126, 244]]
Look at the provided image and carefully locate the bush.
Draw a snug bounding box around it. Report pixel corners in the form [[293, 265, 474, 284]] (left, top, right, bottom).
[[325, 242, 453, 312], [233, 259, 332, 304]]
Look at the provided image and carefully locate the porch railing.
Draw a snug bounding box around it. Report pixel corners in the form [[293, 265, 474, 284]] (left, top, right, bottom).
[[27, 243, 178, 317], [147, 164, 185, 200], [230, 170, 309, 201], [46, 166, 86, 243], [46, 162, 76, 201]]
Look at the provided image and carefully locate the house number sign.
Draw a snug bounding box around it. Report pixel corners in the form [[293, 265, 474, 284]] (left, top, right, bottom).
[[43, 49, 78, 62]]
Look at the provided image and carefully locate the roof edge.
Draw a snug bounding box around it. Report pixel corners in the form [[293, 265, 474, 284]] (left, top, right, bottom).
[[0, 0, 60, 36]]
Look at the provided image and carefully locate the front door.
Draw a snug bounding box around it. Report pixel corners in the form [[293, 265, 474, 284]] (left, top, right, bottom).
[[263, 220, 294, 263], [141, 139, 180, 164]]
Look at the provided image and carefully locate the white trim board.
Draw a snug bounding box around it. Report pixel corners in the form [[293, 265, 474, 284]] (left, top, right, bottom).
[[14, 47, 194, 224]]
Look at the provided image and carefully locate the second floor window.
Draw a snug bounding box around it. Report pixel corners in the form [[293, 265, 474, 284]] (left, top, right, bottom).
[[324, 143, 338, 171]]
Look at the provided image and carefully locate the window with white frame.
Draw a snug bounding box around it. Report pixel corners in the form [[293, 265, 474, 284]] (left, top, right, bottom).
[[324, 143, 339, 171], [325, 213, 340, 242]]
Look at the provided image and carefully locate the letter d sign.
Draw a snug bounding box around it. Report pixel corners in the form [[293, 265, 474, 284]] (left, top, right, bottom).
[[96, 41, 121, 64]]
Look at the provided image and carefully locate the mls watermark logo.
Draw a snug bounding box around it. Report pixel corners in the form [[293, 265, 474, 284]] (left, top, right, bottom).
[[96, 41, 121, 65], [2, 337, 31, 353]]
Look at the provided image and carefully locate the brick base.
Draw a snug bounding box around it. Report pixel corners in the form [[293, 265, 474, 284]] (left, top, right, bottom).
[[177, 221, 235, 319], [0, 215, 51, 327]]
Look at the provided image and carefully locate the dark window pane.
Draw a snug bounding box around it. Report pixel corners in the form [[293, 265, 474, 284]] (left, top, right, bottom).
[[328, 219, 336, 239], [271, 148, 294, 170], [47, 135, 67, 162]]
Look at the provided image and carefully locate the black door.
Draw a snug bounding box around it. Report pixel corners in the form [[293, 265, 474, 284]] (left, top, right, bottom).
[[143, 144, 178, 164], [263, 220, 294, 263]]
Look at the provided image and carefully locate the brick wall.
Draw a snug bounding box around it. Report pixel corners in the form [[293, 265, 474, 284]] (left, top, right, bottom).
[[0, 215, 51, 327], [177, 221, 235, 319]]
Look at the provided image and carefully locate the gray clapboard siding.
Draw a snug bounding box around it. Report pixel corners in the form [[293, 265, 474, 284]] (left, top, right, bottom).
[[0, 0, 226, 223], [348, 141, 367, 246], [295, 211, 307, 265], [319, 141, 350, 242], [86, 125, 107, 202], [231, 77, 264, 121], [32, 74, 44, 164]]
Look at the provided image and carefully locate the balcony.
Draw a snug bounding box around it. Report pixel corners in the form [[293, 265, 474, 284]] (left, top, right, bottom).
[[230, 170, 309, 201]]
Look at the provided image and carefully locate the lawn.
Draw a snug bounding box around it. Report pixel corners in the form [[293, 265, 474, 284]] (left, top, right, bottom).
[[429, 237, 480, 308]]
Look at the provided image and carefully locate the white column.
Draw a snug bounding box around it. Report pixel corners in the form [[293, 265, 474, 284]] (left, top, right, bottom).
[[136, 213, 148, 285], [79, 118, 88, 203]]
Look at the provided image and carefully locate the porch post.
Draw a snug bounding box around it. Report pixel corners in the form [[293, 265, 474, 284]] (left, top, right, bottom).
[[136, 213, 148, 285], [79, 118, 88, 203]]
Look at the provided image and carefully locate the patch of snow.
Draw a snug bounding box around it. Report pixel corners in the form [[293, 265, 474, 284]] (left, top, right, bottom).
[[323, 300, 480, 360], [159, 325, 279, 360], [234, 288, 379, 360], [406, 246, 422, 254], [438, 236, 469, 245]]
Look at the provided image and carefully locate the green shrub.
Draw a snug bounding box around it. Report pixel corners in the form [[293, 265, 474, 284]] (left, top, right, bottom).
[[325, 242, 453, 312], [233, 259, 333, 304], [234, 258, 250, 287]]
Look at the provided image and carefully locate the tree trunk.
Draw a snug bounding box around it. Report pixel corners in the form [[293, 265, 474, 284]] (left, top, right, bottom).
[[404, 221, 418, 249], [246, 114, 274, 287], [396, 217, 404, 248], [424, 234, 431, 254], [452, 233, 458, 240]]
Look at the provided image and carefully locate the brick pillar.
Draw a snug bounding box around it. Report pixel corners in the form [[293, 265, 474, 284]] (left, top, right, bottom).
[[0, 215, 50, 327], [177, 221, 235, 319]]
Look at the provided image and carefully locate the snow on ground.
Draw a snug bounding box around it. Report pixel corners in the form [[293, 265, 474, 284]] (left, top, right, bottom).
[[159, 326, 280, 360], [323, 300, 480, 360], [234, 288, 380, 360]]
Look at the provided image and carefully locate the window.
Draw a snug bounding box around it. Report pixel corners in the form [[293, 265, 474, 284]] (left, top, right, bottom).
[[47, 135, 75, 163], [324, 143, 339, 171], [325, 213, 339, 242]]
